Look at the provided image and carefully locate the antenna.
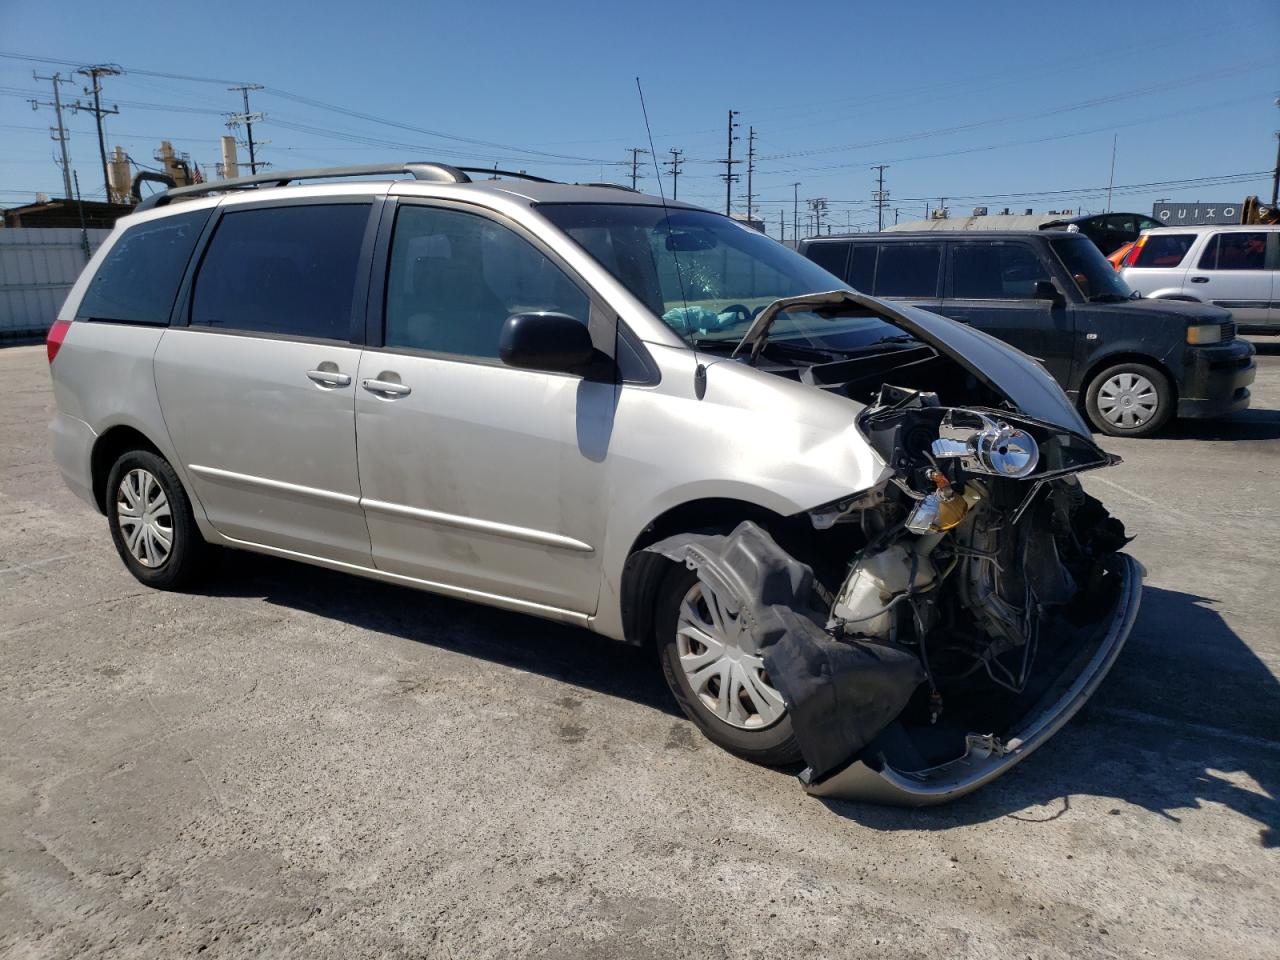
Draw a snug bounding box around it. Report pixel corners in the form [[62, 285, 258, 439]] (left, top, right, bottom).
[[636, 77, 701, 394]]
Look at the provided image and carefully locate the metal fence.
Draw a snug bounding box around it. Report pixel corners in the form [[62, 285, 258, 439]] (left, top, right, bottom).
[[0, 228, 111, 340]]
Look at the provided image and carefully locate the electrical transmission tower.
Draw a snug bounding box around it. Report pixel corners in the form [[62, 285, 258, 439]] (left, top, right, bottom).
[[627, 147, 649, 190], [719, 110, 740, 215], [663, 148, 684, 200], [29, 72, 75, 200], [227, 84, 268, 174], [75, 65, 121, 203], [872, 164, 890, 232]]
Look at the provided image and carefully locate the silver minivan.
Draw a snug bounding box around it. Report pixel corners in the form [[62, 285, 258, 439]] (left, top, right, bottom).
[[1119, 224, 1279, 331], [47, 163, 1142, 805]]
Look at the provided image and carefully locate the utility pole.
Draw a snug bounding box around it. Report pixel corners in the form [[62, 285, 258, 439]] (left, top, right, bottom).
[[894, 207, 901, 225], [808, 198, 827, 237], [29, 72, 75, 200], [778, 209, 785, 242], [1105, 134, 1118, 212], [1271, 97, 1280, 208], [663, 148, 684, 200], [791, 182, 801, 243], [74, 65, 122, 203], [744, 126, 757, 222], [872, 164, 890, 232], [627, 147, 649, 190], [719, 110, 740, 215], [227, 83, 267, 174]]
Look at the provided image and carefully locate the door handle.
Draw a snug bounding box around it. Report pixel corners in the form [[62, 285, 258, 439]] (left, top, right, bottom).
[[306, 368, 352, 387], [362, 378, 412, 398], [1190, 276, 1209, 283]]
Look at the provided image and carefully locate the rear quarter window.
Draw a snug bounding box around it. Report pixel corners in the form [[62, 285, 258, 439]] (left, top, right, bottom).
[[1133, 233, 1194, 268], [76, 210, 211, 324]]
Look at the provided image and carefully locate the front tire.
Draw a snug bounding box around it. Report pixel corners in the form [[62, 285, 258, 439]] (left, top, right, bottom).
[[105, 449, 208, 589], [1084, 361, 1173, 438], [656, 565, 802, 766]]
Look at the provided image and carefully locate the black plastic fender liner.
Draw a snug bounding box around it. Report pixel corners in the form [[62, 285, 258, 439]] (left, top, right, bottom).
[[645, 522, 924, 782], [760, 611, 925, 783]]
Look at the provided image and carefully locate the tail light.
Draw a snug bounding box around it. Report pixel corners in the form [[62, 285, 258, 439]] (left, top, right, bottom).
[[46, 319, 72, 364]]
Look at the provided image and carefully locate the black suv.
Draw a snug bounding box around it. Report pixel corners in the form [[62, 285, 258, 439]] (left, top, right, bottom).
[[800, 231, 1256, 437]]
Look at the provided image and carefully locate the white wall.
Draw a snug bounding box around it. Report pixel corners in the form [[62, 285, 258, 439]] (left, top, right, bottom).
[[0, 228, 112, 339]]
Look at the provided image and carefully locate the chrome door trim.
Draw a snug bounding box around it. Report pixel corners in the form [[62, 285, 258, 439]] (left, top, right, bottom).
[[212, 530, 592, 626], [360, 497, 594, 553], [187, 464, 361, 506]]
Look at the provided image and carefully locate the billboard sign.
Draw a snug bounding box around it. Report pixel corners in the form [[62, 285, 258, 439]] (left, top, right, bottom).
[[1152, 202, 1240, 226]]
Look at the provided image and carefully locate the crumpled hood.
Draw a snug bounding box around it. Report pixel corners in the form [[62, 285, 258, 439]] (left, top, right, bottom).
[[735, 290, 1092, 436]]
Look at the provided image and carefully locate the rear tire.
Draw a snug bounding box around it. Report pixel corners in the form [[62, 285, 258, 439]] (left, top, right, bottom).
[[1084, 361, 1173, 438], [655, 564, 802, 767], [105, 449, 208, 590]]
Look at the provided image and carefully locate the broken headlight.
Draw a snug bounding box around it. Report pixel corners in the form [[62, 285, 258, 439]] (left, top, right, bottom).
[[930, 411, 1040, 479]]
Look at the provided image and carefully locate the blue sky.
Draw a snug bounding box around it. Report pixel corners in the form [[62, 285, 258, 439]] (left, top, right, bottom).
[[2, 0, 1277, 234]]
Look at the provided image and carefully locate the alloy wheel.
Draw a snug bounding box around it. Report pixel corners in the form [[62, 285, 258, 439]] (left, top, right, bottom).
[[675, 580, 787, 730], [116, 468, 174, 568]]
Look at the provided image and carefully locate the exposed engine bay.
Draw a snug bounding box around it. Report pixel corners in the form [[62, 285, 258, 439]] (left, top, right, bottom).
[[647, 297, 1142, 804]]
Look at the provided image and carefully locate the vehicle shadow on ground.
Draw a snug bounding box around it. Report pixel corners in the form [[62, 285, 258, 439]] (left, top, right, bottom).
[[820, 586, 1279, 846], [1160, 407, 1280, 442], [201, 559, 1277, 842], [203, 550, 682, 718]]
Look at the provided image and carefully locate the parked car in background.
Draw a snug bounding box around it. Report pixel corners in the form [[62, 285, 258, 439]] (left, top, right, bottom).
[[46, 163, 1144, 805], [1045, 212, 1166, 255], [1107, 240, 1135, 271], [1118, 225, 1279, 333], [800, 230, 1255, 436]]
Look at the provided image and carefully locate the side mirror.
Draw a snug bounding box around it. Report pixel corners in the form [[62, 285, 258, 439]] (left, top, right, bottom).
[[499, 312, 600, 376], [1033, 279, 1064, 303]]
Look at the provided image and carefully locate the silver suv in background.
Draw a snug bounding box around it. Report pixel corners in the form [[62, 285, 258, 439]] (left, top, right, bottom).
[[1119, 224, 1279, 332], [47, 162, 1141, 806]]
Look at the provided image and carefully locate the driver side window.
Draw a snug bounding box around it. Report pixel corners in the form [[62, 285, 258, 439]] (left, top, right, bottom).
[[384, 205, 590, 359]]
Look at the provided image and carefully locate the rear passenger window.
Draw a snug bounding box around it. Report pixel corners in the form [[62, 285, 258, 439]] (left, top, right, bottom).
[[1133, 233, 1193, 268], [951, 243, 1047, 299], [806, 241, 850, 280], [190, 204, 370, 340], [77, 210, 210, 324], [874, 243, 941, 298], [847, 244, 877, 292], [384, 205, 589, 360], [1198, 232, 1266, 271]]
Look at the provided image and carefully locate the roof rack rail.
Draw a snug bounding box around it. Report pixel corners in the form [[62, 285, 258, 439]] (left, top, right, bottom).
[[135, 161, 555, 212], [454, 167, 557, 184], [582, 182, 640, 192]]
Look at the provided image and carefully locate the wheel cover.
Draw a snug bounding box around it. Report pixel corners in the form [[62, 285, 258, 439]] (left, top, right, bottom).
[[116, 468, 173, 568], [1098, 372, 1158, 428], [675, 580, 787, 730]]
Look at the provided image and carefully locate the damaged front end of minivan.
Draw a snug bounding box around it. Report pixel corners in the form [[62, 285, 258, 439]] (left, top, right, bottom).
[[647, 293, 1143, 805]]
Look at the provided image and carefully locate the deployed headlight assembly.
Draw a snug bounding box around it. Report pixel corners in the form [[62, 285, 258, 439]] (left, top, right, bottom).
[[930, 412, 1040, 478]]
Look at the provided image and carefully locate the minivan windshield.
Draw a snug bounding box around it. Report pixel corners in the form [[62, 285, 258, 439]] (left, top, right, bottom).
[[1050, 235, 1136, 302], [539, 203, 900, 349]]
